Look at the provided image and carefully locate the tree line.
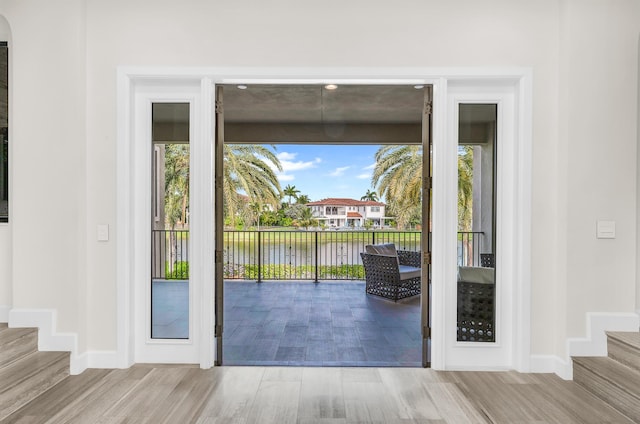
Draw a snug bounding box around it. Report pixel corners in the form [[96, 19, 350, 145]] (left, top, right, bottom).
[[163, 144, 473, 231]]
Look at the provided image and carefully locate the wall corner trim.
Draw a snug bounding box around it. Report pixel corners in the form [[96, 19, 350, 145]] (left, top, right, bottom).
[[0, 304, 10, 322], [8, 308, 120, 375]]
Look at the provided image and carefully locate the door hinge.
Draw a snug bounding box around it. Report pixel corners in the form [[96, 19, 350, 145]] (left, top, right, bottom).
[[423, 252, 431, 265], [424, 100, 432, 115], [215, 250, 223, 264], [423, 326, 431, 338], [215, 100, 223, 114], [423, 176, 432, 190], [214, 324, 223, 337]]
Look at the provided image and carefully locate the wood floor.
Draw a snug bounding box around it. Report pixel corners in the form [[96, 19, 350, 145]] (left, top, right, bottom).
[[2, 364, 635, 424]]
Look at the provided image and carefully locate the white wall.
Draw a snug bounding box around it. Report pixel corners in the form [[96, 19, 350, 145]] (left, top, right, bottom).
[[560, 0, 639, 343], [0, 0, 88, 349], [638, 32, 640, 313], [0, 0, 637, 362]]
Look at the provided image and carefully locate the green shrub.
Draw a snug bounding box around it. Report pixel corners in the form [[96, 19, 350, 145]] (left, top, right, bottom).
[[223, 263, 365, 280], [166, 261, 189, 279]]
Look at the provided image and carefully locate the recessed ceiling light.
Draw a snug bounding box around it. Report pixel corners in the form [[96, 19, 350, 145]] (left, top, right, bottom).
[[237, 84, 248, 90], [324, 84, 338, 90], [414, 85, 424, 89]]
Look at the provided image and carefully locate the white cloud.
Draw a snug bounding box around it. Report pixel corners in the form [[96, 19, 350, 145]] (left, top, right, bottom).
[[276, 151, 321, 172], [278, 173, 295, 181], [363, 162, 376, 170], [277, 151, 298, 161], [329, 166, 350, 177], [357, 173, 371, 179]]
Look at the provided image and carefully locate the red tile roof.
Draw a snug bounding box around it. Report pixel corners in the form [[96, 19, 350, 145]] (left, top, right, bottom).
[[306, 198, 385, 207], [347, 212, 363, 218]]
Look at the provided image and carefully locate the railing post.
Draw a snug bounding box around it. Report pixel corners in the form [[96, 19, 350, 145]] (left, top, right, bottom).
[[314, 231, 319, 283], [257, 230, 262, 283]]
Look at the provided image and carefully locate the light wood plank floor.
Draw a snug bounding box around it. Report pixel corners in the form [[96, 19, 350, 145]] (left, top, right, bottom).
[[2, 365, 634, 424]]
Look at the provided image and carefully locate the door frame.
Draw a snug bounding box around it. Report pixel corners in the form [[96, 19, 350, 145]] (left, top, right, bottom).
[[116, 68, 532, 372]]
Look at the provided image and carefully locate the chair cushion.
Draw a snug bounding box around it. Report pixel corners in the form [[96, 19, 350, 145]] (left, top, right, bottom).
[[458, 266, 494, 284], [399, 265, 421, 280], [365, 243, 398, 257]]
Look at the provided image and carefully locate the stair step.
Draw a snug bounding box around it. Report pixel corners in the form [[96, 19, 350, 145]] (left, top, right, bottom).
[[573, 356, 640, 423], [607, 331, 640, 372], [0, 327, 38, 368], [0, 351, 69, 420]]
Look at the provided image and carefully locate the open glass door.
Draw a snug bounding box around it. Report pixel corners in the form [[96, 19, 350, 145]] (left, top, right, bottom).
[[421, 86, 433, 367], [214, 85, 224, 365]]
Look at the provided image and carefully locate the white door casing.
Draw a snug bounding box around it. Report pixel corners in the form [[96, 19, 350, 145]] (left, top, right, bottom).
[[117, 68, 531, 371], [128, 79, 206, 364], [431, 79, 531, 370]]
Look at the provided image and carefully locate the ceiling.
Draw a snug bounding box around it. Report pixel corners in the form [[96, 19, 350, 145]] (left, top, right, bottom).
[[222, 84, 428, 144], [222, 84, 426, 125], [152, 84, 496, 144]]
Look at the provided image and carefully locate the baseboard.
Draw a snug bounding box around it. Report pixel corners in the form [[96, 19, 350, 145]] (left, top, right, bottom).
[[9, 308, 82, 373], [8, 309, 122, 374], [530, 354, 572, 380], [86, 350, 120, 369], [0, 304, 10, 322], [9, 309, 77, 352], [528, 312, 639, 381], [567, 312, 640, 358]]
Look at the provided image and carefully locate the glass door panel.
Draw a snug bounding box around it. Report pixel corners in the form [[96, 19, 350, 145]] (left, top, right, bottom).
[[150, 102, 191, 339], [456, 103, 497, 343]]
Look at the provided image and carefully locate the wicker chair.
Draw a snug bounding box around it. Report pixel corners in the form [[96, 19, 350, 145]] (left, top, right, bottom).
[[360, 244, 421, 302], [457, 266, 495, 342], [480, 253, 495, 268]]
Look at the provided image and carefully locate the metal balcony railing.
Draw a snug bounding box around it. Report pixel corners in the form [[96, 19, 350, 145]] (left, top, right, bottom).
[[151, 230, 485, 280]]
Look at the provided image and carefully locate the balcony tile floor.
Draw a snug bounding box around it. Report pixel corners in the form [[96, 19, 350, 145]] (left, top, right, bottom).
[[223, 281, 421, 367], [151, 280, 422, 367]]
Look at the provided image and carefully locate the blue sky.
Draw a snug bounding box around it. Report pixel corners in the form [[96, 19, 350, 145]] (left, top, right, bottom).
[[268, 144, 382, 202]]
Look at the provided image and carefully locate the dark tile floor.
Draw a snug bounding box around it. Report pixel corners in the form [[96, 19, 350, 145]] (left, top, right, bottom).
[[151, 280, 189, 339], [151, 280, 422, 367], [223, 281, 422, 367]]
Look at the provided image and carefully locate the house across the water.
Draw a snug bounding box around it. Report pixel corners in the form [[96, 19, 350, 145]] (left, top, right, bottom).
[[306, 198, 387, 228]]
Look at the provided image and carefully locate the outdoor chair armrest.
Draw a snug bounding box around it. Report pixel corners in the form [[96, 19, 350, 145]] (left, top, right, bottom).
[[398, 250, 421, 268]]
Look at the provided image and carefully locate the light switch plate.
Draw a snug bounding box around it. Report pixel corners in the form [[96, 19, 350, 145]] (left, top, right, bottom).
[[97, 224, 109, 242], [596, 220, 615, 239]]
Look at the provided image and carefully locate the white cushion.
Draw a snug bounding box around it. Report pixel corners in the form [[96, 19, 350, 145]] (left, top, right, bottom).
[[399, 265, 421, 280], [365, 243, 398, 257], [458, 266, 494, 284]]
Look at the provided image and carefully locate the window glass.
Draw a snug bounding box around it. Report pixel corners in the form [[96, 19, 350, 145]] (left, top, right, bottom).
[[457, 103, 497, 343], [151, 102, 190, 339]]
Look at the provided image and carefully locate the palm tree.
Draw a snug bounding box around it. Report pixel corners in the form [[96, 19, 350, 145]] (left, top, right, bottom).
[[296, 206, 318, 230], [248, 201, 266, 229], [371, 145, 422, 229], [283, 184, 300, 206], [163, 144, 190, 268], [296, 194, 311, 204], [372, 144, 474, 230], [164, 144, 190, 229], [458, 146, 474, 231], [360, 189, 379, 202], [224, 145, 282, 227]]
